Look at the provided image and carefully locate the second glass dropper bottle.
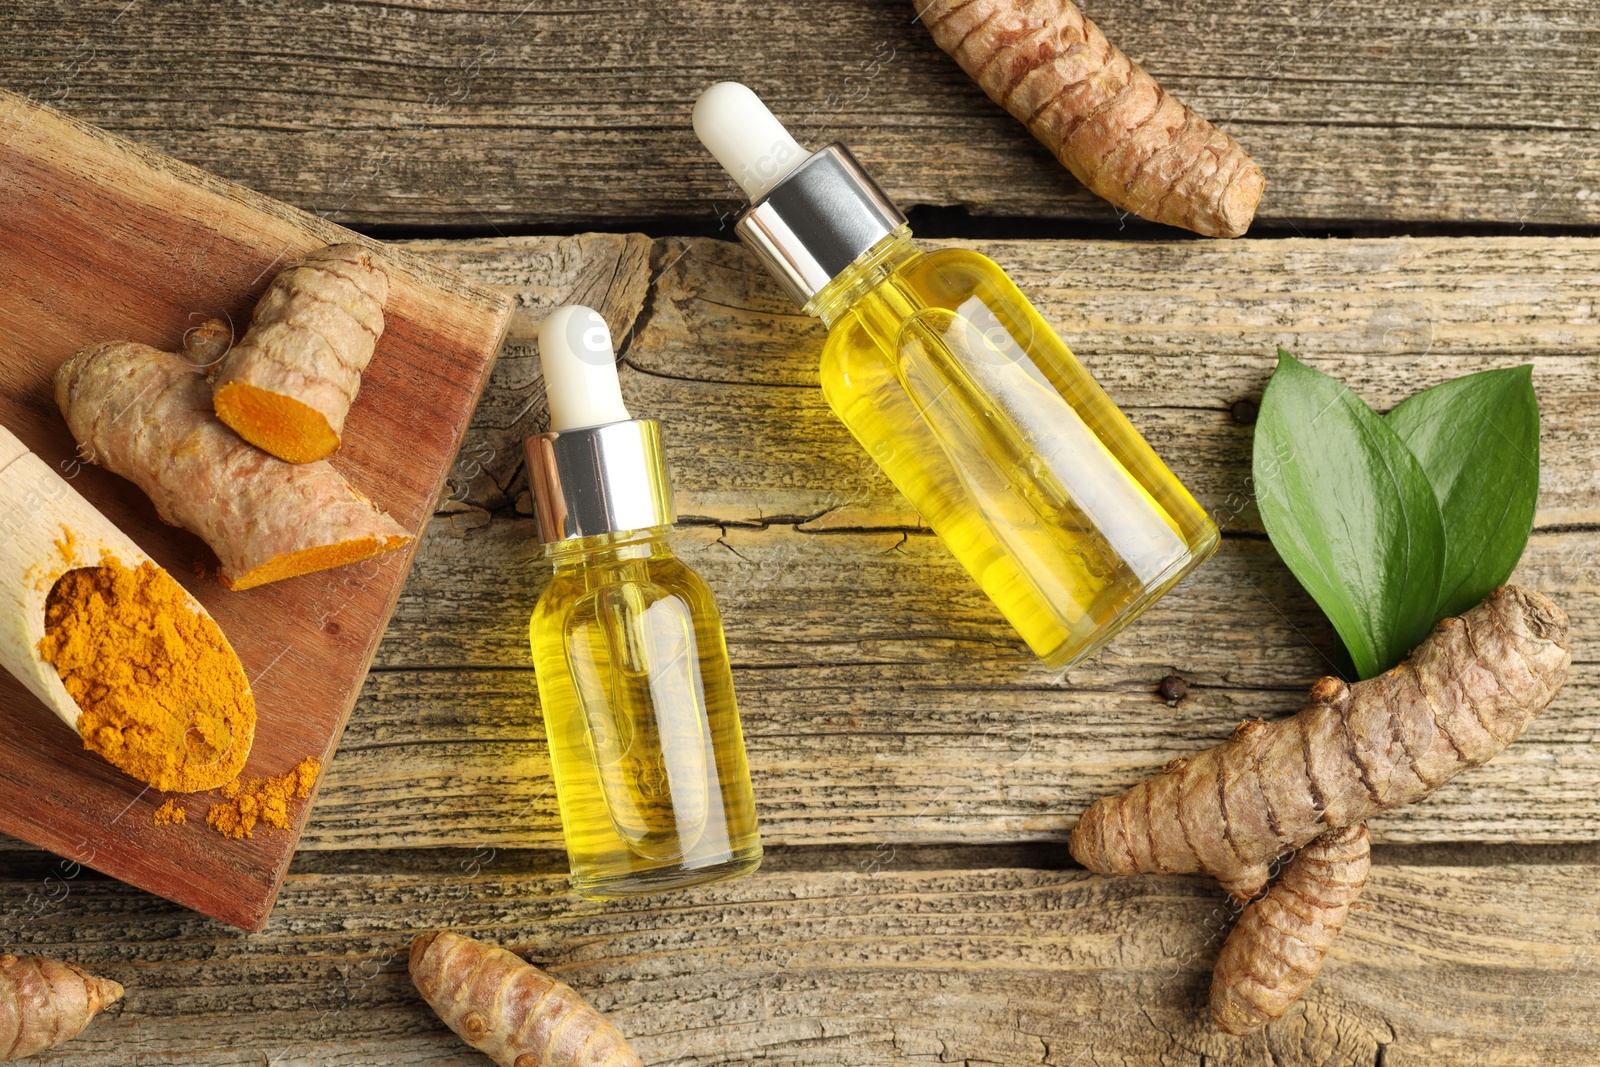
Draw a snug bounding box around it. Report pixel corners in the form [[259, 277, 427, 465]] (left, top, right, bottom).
[[694, 82, 1219, 670], [526, 305, 761, 898]]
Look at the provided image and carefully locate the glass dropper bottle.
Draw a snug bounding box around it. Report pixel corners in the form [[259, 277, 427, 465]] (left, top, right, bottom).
[[526, 305, 762, 897], [694, 82, 1219, 670]]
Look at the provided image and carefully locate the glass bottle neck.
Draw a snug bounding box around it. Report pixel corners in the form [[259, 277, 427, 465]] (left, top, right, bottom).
[[545, 526, 674, 570], [805, 228, 920, 328]]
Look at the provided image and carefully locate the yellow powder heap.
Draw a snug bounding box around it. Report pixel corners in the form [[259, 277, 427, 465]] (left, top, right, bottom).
[[153, 798, 186, 826], [206, 756, 320, 839], [37, 557, 256, 793]]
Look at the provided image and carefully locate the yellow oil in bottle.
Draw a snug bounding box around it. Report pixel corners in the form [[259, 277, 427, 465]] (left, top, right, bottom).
[[811, 232, 1218, 669], [530, 527, 761, 897]]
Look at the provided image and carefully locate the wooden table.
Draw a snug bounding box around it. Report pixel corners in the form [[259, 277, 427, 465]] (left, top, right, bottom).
[[3, 2, 1597, 1064]]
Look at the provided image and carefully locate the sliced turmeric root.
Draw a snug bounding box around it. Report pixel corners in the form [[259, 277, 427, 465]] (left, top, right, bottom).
[[213, 383, 341, 466], [223, 524, 408, 591], [56, 341, 410, 591], [212, 242, 388, 464]]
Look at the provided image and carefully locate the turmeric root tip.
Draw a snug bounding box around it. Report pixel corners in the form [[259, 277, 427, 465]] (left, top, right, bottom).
[[212, 242, 388, 464], [0, 953, 124, 1060], [409, 930, 643, 1067], [1210, 822, 1372, 1035], [920, 0, 1265, 238]]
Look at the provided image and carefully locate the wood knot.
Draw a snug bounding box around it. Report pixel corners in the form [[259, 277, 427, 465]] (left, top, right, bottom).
[[1230, 397, 1259, 425], [462, 1010, 492, 1038], [1157, 673, 1189, 705]]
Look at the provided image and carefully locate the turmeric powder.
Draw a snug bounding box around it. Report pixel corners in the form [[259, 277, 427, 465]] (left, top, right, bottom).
[[37, 557, 255, 793], [152, 798, 186, 826], [205, 756, 320, 839]]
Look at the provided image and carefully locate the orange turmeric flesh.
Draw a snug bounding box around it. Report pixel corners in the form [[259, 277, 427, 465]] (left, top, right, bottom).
[[211, 243, 388, 464], [225, 533, 410, 591], [213, 381, 340, 466], [37, 557, 255, 793]]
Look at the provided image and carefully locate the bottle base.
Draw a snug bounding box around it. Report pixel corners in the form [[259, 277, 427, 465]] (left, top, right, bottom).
[[570, 843, 764, 900], [1037, 525, 1221, 673]]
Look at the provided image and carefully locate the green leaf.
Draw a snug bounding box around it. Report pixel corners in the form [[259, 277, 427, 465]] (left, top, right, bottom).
[[1385, 365, 1540, 620], [1253, 351, 1446, 679]]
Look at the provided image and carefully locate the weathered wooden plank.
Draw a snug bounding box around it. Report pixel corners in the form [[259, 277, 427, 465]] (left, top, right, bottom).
[[414, 234, 1600, 530], [6, 528, 1582, 858], [291, 521, 1599, 851], [5, 1, 1600, 227], [1, 859, 1594, 1066], [387, 512, 1600, 689], [269, 231, 1600, 852]]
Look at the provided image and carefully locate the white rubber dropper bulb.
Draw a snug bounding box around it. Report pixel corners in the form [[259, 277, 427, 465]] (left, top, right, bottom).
[[693, 82, 811, 202], [538, 305, 631, 431]]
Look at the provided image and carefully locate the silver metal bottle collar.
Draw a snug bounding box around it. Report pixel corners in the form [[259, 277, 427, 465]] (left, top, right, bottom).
[[734, 144, 908, 309], [525, 419, 676, 544]]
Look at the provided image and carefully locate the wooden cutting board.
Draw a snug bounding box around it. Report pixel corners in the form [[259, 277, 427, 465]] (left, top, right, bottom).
[[0, 91, 512, 930]]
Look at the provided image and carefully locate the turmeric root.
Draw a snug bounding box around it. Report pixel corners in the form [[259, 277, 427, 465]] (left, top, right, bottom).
[[920, 0, 1264, 238], [0, 953, 123, 1061], [410, 931, 642, 1067], [1070, 586, 1569, 900], [1071, 586, 1567, 1032], [1209, 822, 1371, 1035], [213, 243, 388, 463], [56, 341, 410, 591]]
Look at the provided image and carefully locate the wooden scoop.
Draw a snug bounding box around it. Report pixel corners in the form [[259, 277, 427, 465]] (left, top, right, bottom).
[[0, 424, 229, 733]]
